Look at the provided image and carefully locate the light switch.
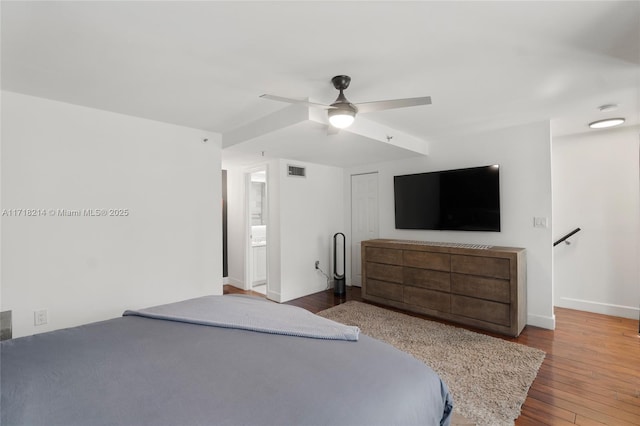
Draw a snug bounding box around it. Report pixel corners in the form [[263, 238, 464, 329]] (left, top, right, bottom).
[[533, 217, 548, 228]]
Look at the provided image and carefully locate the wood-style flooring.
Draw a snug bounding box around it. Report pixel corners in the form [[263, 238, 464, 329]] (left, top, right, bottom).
[[224, 285, 640, 425]]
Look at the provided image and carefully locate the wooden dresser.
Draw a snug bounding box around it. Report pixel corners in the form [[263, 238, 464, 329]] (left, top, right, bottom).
[[361, 239, 527, 336]]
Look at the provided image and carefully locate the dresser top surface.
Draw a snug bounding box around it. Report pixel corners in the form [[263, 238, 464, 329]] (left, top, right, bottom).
[[363, 239, 526, 255]]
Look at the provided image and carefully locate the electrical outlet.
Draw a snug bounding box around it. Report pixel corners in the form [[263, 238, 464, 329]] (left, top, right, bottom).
[[34, 310, 48, 326], [315, 261, 320, 269]]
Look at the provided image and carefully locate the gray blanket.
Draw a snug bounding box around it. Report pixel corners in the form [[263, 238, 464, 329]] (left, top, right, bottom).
[[124, 295, 360, 341], [1, 296, 453, 426]]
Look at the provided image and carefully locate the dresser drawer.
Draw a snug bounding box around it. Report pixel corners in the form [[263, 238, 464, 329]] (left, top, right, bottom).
[[451, 295, 510, 326], [451, 273, 510, 303], [366, 279, 403, 302], [451, 255, 510, 279], [404, 267, 450, 292], [404, 286, 450, 312], [403, 250, 450, 271], [366, 247, 403, 265], [366, 262, 403, 284]]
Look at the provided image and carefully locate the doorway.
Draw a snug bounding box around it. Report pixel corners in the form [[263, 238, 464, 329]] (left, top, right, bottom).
[[351, 172, 379, 287], [246, 168, 268, 295]]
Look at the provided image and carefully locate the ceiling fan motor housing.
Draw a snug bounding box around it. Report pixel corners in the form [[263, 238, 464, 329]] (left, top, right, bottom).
[[330, 75, 358, 114], [331, 75, 351, 91], [328, 76, 356, 128]]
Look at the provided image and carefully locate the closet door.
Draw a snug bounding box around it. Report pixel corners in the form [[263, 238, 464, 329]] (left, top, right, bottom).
[[351, 172, 379, 287]]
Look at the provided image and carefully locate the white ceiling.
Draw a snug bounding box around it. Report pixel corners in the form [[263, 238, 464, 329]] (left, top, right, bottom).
[[2, 1, 639, 168]]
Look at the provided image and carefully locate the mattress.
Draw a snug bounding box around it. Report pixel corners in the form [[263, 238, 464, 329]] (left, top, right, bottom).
[[1, 295, 453, 426]]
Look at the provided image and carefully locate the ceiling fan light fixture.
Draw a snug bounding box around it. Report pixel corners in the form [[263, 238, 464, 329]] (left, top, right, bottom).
[[328, 108, 355, 128], [588, 118, 625, 129]]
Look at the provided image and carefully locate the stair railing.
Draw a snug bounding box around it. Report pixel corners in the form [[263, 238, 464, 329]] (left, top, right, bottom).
[[553, 227, 581, 247]]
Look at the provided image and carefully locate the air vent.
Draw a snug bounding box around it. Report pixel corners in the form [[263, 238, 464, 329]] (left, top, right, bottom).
[[287, 165, 306, 178]]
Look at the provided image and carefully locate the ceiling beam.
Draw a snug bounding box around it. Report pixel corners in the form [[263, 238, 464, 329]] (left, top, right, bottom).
[[307, 108, 429, 155], [223, 104, 429, 156], [222, 104, 309, 148]]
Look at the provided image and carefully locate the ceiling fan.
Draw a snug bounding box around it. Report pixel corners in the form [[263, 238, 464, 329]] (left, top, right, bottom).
[[260, 75, 432, 129]]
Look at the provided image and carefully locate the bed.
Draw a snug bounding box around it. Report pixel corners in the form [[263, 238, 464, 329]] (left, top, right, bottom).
[[1, 295, 453, 426]]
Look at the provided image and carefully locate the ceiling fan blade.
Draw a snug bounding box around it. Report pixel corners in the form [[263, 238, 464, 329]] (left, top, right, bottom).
[[354, 96, 432, 113], [260, 94, 334, 109]]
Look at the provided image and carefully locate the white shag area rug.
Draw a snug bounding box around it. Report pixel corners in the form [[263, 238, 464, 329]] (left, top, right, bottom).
[[317, 301, 545, 426]]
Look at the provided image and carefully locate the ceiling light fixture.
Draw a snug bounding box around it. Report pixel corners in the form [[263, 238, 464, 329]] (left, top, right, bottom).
[[328, 107, 356, 128], [588, 118, 625, 129]]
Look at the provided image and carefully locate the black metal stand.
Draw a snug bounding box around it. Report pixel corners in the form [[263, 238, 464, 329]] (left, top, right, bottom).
[[333, 232, 346, 297]]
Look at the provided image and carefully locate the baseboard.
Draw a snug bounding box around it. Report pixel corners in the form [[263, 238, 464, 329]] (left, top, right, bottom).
[[557, 297, 639, 320], [278, 284, 327, 304], [222, 276, 230, 285], [266, 290, 281, 303], [527, 313, 556, 330], [225, 277, 244, 289]]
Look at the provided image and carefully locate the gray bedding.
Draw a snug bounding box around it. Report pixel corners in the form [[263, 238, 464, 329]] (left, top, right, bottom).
[[123, 295, 360, 341], [1, 296, 453, 426]]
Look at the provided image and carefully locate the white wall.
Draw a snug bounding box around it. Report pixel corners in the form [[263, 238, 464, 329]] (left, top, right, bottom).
[[344, 121, 555, 329], [223, 158, 344, 303], [1, 91, 223, 338], [553, 126, 640, 319], [277, 160, 344, 302], [224, 166, 246, 288], [266, 160, 282, 300]]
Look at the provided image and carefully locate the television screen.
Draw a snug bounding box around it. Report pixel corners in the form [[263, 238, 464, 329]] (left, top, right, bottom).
[[394, 165, 500, 231]]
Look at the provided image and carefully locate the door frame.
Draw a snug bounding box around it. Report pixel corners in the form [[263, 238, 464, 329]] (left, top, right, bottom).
[[244, 164, 269, 293]]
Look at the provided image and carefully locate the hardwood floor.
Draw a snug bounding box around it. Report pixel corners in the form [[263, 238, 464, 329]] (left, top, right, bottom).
[[223, 285, 640, 425]]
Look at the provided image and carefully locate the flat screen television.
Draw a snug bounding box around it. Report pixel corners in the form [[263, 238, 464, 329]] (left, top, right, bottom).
[[394, 165, 500, 231]]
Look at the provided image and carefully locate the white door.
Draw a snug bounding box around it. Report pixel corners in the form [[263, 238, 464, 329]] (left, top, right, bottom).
[[351, 173, 379, 287]]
